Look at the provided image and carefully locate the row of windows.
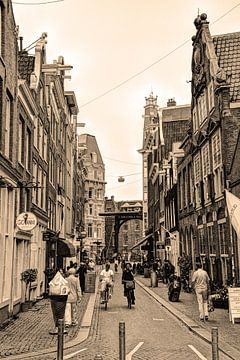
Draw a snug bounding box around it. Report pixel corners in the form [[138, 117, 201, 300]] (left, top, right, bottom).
[[88, 203, 103, 216], [33, 117, 48, 162], [87, 188, 103, 200], [192, 81, 215, 132], [32, 162, 47, 210], [198, 221, 227, 255], [87, 223, 102, 238], [179, 130, 223, 210]]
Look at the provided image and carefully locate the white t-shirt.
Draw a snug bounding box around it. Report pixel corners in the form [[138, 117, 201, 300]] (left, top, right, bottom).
[[100, 269, 114, 281], [192, 268, 209, 290]]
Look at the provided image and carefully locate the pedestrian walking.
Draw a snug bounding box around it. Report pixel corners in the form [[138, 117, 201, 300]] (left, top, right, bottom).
[[76, 262, 87, 295], [64, 268, 81, 327], [191, 263, 210, 321]]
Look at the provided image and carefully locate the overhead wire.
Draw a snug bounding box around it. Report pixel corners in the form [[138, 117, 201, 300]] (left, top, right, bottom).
[[78, 2, 240, 109], [13, 0, 64, 5], [107, 179, 141, 191], [103, 156, 140, 166], [108, 172, 141, 178]]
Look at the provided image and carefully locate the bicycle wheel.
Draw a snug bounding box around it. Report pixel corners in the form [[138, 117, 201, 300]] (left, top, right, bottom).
[[127, 290, 132, 309], [104, 289, 108, 311]]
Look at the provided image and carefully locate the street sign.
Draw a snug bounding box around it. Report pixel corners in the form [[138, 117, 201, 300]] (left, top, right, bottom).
[[228, 287, 240, 324], [16, 212, 37, 231]]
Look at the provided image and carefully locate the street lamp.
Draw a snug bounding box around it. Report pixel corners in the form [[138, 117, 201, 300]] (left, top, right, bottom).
[[77, 231, 87, 263]]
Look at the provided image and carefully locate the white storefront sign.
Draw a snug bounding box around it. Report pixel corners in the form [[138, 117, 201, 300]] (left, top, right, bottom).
[[228, 287, 240, 324], [16, 212, 37, 231]]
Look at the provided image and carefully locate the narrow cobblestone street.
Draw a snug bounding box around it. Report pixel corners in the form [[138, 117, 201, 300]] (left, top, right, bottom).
[[1, 267, 240, 359], [62, 269, 232, 360]]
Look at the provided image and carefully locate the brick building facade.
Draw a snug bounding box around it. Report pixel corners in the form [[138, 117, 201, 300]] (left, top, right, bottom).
[[178, 14, 240, 286]]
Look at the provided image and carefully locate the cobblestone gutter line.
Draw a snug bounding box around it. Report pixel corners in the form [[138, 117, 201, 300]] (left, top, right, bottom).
[[136, 279, 240, 360]]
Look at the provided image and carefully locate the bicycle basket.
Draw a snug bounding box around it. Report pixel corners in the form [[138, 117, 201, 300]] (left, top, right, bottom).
[[125, 281, 135, 289]]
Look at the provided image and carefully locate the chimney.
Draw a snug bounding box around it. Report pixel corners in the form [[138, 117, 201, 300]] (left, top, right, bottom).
[[19, 36, 23, 52], [167, 98, 176, 107]]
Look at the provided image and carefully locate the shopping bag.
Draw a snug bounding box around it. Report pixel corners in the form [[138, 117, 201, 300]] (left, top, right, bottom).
[[125, 280, 135, 289], [49, 271, 69, 296]]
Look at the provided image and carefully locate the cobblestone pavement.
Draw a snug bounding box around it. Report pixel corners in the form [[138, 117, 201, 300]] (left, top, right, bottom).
[[0, 293, 90, 358], [61, 270, 230, 360], [137, 276, 240, 354]]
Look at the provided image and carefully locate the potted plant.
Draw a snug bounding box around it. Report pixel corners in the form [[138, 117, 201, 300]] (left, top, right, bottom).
[[21, 268, 38, 311]]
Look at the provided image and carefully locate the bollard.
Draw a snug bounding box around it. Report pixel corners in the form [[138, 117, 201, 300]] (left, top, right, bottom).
[[57, 319, 64, 360], [119, 321, 126, 360], [211, 327, 219, 360]]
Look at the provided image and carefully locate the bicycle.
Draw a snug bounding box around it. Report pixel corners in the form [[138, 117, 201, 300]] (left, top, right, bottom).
[[102, 283, 111, 310]]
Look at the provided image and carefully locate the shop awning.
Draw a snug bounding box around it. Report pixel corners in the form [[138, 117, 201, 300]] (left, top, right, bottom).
[[130, 234, 152, 250], [57, 238, 76, 257]]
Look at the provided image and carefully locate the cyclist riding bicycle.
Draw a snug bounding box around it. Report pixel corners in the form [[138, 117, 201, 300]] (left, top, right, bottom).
[[100, 263, 114, 303], [122, 263, 135, 305]]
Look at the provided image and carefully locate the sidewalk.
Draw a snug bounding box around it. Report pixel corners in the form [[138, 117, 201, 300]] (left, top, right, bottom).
[[136, 275, 240, 360], [0, 269, 101, 360]]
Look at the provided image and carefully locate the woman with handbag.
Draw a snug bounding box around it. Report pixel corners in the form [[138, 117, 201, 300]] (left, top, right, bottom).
[[122, 263, 135, 305]]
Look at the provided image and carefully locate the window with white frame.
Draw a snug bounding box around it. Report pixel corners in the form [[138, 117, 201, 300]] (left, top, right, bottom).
[[88, 187, 94, 199], [39, 121, 43, 158], [89, 204, 93, 215], [18, 117, 24, 165], [88, 223, 93, 237], [189, 164, 194, 204], [43, 172, 46, 210], [208, 81, 215, 111], [212, 130, 223, 197], [43, 130, 48, 162], [198, 226, 206, 254], [38, 167, 42, 207], [192, 106, 198, 133], [197, 91, 207, 125], [4, 93, 11, 158], [26, 128, 31, 171], [33, 117, 38, 148], [201, 143, 210, 202], [97, 189, 102, 199], [194, 153, 201, 207], [97, 224, 102, 238], [218, 220, 227, 255]]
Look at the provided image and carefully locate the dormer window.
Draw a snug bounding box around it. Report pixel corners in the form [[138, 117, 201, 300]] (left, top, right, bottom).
[[192, 106, 199, 133], [208, 81, 215, 111], [197, 90, 207, 126], [90, 152, 97, 163]]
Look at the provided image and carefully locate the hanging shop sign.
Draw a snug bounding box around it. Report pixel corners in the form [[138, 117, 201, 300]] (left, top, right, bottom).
[[16, 212, 37, 231]]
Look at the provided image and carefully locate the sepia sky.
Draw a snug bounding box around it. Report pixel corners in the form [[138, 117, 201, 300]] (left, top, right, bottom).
[[13, 0, 240, 201]]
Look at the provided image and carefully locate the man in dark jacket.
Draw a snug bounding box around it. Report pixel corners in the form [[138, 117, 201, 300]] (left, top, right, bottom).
[[76, 262, 87, 295], [122, 263, 135, 304]]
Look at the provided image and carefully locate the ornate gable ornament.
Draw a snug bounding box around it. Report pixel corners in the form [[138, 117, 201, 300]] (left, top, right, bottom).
[[191, 13, 227, 97], [196, 130, 207, 146], [206, 117, 218, 135], [30, 33, 47, 91]]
